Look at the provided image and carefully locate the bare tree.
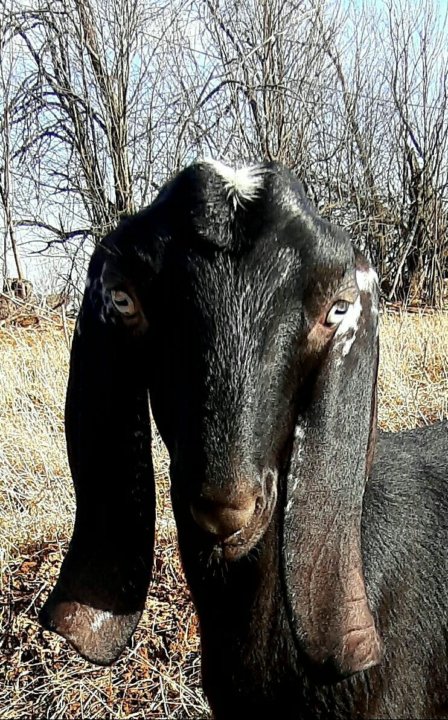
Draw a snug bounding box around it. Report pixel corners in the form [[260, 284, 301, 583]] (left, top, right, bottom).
[[1, 0, 446, 304], [0, 0, 23, 280], [384, 0, 448, 304]]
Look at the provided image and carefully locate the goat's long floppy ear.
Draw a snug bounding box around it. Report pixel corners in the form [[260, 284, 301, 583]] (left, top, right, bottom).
[[283, 255, 381, 681], [39, 248, 155, 665]]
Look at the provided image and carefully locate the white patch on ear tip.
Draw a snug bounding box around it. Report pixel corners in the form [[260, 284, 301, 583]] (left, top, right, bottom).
[[91, 610, 113, 632], [203, 159, 265, 208]]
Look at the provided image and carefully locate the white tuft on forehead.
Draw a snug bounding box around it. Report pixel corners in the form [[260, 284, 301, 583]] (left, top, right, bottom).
[[204, 159, 265, 208]]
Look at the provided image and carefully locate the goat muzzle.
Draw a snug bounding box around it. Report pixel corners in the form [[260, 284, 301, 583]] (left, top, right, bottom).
[[190, 494, 260, 538], [190, 472, 278, 560]]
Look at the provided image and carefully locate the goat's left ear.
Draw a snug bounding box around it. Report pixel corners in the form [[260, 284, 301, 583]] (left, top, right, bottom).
[[283, 252, 381, 681], [39, 247, 155, 665]]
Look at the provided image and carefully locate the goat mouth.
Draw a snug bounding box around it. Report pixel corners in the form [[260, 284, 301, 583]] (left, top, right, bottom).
[[212, 483, 277, 562]]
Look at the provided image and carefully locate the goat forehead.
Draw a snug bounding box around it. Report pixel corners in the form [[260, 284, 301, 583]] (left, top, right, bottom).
[[164, 226, 351, 326], [167, 245, 304, 343], [197, 245, 300, 299]]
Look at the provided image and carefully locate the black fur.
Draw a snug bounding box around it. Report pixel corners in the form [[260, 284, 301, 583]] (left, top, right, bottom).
[[190, 424, 448, 719]]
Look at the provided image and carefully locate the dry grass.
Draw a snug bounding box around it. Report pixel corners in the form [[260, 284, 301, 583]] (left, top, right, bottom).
[[378, 312, 448, 429], [1, 313, 447, 718]]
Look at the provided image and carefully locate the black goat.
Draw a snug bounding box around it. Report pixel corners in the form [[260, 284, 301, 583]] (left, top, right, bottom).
[[40, 160, 448, 719]]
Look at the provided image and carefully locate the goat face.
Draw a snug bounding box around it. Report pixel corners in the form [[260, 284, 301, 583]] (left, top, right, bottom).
[[40, 160, 381, 681]]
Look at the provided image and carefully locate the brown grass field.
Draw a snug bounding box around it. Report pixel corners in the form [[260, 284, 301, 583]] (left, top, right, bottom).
[[1, 312, 447, 718]]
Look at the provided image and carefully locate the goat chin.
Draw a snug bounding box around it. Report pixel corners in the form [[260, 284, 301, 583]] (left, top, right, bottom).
[[40, 159, 448, 719]]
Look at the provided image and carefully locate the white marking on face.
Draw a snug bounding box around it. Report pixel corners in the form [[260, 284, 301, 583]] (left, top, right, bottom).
[[356, 267, 378, 295], [91, 610, 113, 632], [276, 246, 296, 286], [287, 425, 306, 496], [333, 295, 362, 357], [204, 159, 265, 208], [286, 469, 299, 505], [356, 267, 380, 322], [340, 330, 357, 357], [294, 425, 305, 441]]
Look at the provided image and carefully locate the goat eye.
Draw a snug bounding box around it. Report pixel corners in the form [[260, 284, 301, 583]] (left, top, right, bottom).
[[111, 289, 136, 316], [325, 300, 350, 326]]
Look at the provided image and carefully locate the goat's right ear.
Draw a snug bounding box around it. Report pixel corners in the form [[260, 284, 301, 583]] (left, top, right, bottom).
[[39, 248, 155, 665]]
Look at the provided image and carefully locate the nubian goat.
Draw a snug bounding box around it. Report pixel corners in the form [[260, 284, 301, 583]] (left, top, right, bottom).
[[40, 161, 448, 719]]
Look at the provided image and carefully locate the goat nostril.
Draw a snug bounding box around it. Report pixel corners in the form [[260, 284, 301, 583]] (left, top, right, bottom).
[[190, 494, 261, 538]]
